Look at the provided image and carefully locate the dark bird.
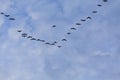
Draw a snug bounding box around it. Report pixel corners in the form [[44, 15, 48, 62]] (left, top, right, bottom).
[[45, 42, 50, 45], [103, 0, 108, 2], [53, 41, 57, 44], [22, 33, 27, 35], [27, 36, 32, 38], [67, 32, 71, 35], [81, 19, 86, 21], [50, 43, 55, 45], [0, 12, 4, 14], [62, 39, 67, 41], [52, 25, 56, 28], [21, 33, 27, 37], [4, 15, 10, 17], [17, 30, 22, 32], [70, 28, 77, 30], [9, 18, 15, 20], [92, 11, 97, 13], [36, 39, 41, 41], [41, 40, 45, 42], [31, 38, 36, 40], [57, 45, 62, 48], [22, 35, 27, 37], [87, 17, 92, 19], [97, 4, 102, 7], [76, 23, 81, 25]]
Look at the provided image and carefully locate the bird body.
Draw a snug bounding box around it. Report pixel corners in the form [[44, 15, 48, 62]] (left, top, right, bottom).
[[71, 28, 77, 30], [103, 0, 108, 2], [5, 15, 10, 17], [81, 19, 86, 21], [9, 18, 15, 20], [76, 23, 81, 25], [92, 11, 97, 13]]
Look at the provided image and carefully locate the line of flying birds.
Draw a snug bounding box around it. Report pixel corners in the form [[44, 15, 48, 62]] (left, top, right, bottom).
[[0, 0, 108, 48]]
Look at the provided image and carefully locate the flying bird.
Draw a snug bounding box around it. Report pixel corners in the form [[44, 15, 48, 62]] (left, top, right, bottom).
[[27, 36, 32, 38], [52, 25, 56, 28], [9, 18, 15, 20], [17, 30, 22, 32], [81, 19, 86, 21], [31, 38, 36, 40], [92, 11, 97, 13], [76, 23, 81, 25], [62, 39, 67, 41], [36, 39, 41, 41], [53, 41, 57, 44], [103, 0, 108, 2], [87, 17, 92, 19], [41, 40, 45, 42], [21, 33, 27, 37], [4, 15, 10, 17], [57, 45, 62, 48], [45, 42, 50, 45], [70, 28, 77, 30], [0, 12, 4, 14], [67, 32, 71, 35], [97, 4, 102, 7], [50, 43, 55, 45]]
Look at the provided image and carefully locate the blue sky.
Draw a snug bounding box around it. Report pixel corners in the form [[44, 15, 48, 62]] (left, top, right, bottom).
[[0, 0, 120, 80]]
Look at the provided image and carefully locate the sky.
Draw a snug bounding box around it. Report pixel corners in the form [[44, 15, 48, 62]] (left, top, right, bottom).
[[0, 0, 120, 80]]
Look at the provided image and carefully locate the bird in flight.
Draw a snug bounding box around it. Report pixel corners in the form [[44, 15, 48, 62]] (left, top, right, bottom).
[[103, 0, 108, 2], [0, 12, 4, 14], [81, 19, 86, 21], [62, 39, 67, 41], [67, 32, 71, 35], [27, 36, 32, 38], [4, 15, 10, 17], [52, 25, 56, 28], [21, 33, 27, 37], [92, 11, 97, 13], [40, 40, 45, 42], [9, 18, 15, 20], [57, 45, 62, 48], [17, 30, 22, 32], [87, 17, 92, 19], [45, 42, 50, 45], [50, 43, 55, 45], [70, 28, 77, 30], [97, 4, 102, 7], [31, 38, 36, 40], [76, 23, 81, 25]]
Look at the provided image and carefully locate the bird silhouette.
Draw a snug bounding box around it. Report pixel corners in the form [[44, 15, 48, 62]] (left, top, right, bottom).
[[87, 17, 92, 19], [57, 45, 62, 48], [50, 43, 55, 45], [62, 39, 67, 41], [67, 32, 71, 35], [70, 28, 77, 30], [27, 36, 32, 38], [53, 41, 57, 44], [0, 12, 4, 14], [31, 38, 36, 40], [81, 19, 86, 21], [45, 42, 50, 45], [17, 30, 22, 32], [97, 4, 102, 6], [92, 11, 97, 13], [9, 18, 15, 20], [103, 0, 108, 2], [36, 39, 41, 41], [4, 15, 10, 17], [41, 40, 45, 42], [52, 25, 56, 28], [76, 23, 81, 25]]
